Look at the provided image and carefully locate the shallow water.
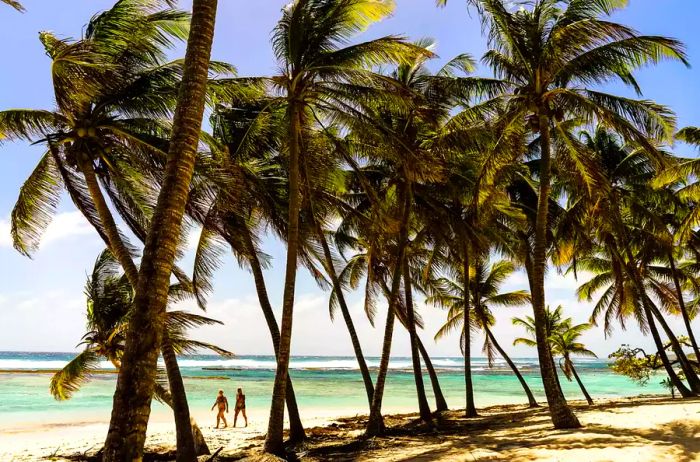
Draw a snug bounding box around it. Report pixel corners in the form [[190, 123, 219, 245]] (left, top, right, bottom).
[[0, 352, 667, 427]]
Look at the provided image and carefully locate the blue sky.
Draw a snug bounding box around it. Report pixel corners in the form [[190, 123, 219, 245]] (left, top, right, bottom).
[[1, 0, 699, 358]]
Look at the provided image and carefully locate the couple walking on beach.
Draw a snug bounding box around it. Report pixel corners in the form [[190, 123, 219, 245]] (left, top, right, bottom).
[[211, 388, 247, 429]]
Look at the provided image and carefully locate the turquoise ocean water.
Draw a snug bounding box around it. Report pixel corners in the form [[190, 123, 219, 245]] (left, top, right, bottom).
[[0, 352, 667, 428]]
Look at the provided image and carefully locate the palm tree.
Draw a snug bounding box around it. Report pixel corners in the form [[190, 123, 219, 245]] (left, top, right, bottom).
[[513, 307, 596, 405], [0, 3, 228, 459], [103, 1, 220, 460], [257, 1, 423, 453], [430, 259, 538, 407], [575, 249, 697, 397], [563, 126, 700, 396], [1, 0, 192, 283], [550, 323, 597, 405], [50, 250, 230, 455], [191, 91, 308, 441], [441, 0, 687, 428]]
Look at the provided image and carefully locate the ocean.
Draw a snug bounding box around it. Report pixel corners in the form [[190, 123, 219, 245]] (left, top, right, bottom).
[[0, 352, 667, 428]]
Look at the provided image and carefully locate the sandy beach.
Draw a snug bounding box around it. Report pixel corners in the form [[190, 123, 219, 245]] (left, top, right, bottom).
[[1, 396, 698, 461]]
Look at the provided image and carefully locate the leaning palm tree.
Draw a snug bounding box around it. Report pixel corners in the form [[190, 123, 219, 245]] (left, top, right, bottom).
[[550, 323, 597, 405], [440, 0, 687, 429], [430, 259, 538, 407], [1, 0, 193, 280], [255, 1, 424, 454], [0, 3, 228, 459], [513, 306, 596, 405], [103, 1, 221, 460], [51, 250, 231, 455]]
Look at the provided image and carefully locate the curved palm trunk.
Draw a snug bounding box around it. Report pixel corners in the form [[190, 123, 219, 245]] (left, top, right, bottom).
[[317, 228, 375, 407], [648, 300, 700, 393], [153, 384, 208, 456], [403, 262, 432, 422], [103, 2, 218, 459], [161, 336, 198, 461], [644, 303, 694, 397], [567, 358, 593, 405], [485, 327, 537, 407], [365, 269, 399, 437], [668, 255, 700, 361], [416, 337, 448, 412], [379, 279, 447, 412], [462, 242, 478, 417], [532, 116, 580, 429], [81, 158, 202, 457], [619, 246, 700, 393], [242, 226, 305, 442], [264, 99, 303, 456], [78, 158, 139, 285]]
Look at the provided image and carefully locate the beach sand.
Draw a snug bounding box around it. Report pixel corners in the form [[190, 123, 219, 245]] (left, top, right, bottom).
[[1, 396, 699, 461]]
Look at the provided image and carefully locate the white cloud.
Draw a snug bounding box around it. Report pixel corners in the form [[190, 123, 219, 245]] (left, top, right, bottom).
[[0, 211, 96, 249], [0, 290, 86, 351]]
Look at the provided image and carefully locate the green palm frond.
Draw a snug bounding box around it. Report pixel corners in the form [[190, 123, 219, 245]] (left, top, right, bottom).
[[50, 349, 103, 401], [11, 151, 64, 256]]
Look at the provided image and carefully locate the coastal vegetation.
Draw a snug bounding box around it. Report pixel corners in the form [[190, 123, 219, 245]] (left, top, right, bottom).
[[1, 0, 699, 461]]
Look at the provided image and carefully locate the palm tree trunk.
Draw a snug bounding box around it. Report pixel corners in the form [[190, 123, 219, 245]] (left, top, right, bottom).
[[241, 225, 305, 442], [619, 244, 700, 393], [102, 2, 218, 459], [161, 336, 199, 461], [485, 327, 538, 407], [264, 99, 303, 456], [462, 242, 478, 417], [668, 254, 700, 361], [644, 303, 694, 397], [366, 183, 411, 437], [532, 115, 580, 429], [153, 384, 209, 457], [316, 226, 375, 407], [78, 158, 139, 285], [378, 279, 447, 412], [567, 360, 593, 405], [402, 261, 432, 422], [81, 154, 202, 457], [365, 269, 398, 437], [647, 299, 700, 393], [416, 337, 448, 412], [83, 155, 207, 457]]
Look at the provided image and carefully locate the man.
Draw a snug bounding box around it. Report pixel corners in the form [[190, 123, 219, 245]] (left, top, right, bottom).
[[211, 389, 229, 428]]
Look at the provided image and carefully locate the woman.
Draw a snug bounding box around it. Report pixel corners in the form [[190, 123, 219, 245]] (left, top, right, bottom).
[[234, 387, 248, 427], [210, 389, 228, 428]]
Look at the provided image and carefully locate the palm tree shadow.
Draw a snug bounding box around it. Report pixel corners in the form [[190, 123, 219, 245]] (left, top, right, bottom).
[[301, 398, 700, 462]]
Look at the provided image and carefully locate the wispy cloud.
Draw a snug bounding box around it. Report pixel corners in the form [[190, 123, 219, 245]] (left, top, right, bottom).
[[0, 211, 95, 250]]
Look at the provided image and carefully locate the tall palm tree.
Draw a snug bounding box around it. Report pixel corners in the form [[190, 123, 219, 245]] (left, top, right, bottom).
[[103, 1, 220, 460], [430, 259, 538, 407], [191, 91, 308, 441], [441, 0, 687, 428], [50, 250, 230, 455], [257, 1, 423, 454], [0, 3, 228, 459], [513, 307, 596, 405]]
